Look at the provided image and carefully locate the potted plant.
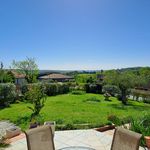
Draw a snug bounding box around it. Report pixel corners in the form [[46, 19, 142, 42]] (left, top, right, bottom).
[[144, 136, 150, 149], [29, 118, 39, 129], [29, 115, 44, 129]]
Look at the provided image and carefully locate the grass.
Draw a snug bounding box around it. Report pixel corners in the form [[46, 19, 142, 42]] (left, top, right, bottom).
[[0, 93, 150, 130]]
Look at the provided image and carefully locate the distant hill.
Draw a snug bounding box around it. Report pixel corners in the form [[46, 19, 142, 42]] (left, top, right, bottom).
[[117, 67, 150, 72]]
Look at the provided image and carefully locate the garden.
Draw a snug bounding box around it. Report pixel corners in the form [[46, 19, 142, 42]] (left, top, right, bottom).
[[0, 58, 150, 147], [0, 93, 150, 130]]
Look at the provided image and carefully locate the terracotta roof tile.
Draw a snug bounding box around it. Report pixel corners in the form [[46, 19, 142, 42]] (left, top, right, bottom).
[[39, 73, 73, 79]]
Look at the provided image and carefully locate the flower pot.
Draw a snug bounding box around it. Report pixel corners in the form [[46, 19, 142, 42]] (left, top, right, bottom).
[[145, 136, 150, 149], [29, 122, 39, 129]]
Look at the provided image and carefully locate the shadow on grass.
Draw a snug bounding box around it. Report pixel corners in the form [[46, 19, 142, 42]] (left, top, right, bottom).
[[108, 102, 150, 111]]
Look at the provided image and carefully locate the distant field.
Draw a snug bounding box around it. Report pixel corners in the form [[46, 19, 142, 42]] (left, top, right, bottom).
[[0, 93, 150, 130]]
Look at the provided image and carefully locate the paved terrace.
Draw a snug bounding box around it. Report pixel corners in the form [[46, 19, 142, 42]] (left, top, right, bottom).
[[2, 129, 145, 150]]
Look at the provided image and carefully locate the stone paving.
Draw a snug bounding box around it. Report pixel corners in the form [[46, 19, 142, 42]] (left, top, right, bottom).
[[2, 129, 145, 150]]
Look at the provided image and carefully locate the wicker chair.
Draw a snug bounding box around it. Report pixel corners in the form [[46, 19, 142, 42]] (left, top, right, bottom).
[[25, 126, 55, 150], [111, 127, 142, 150]]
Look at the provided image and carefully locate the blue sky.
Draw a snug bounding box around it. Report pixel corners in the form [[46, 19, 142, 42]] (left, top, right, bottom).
[[0, 0, 150, 70]]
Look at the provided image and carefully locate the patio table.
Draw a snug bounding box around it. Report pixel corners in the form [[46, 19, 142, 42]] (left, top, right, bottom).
[[59, 146, 95, 150]]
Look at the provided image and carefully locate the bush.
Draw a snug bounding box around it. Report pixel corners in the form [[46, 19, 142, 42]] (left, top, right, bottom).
[[130, 113, 150, 146], [107, 115, 122, 126], [103, 85, 120, 96], [25, 85, 47, 118], [0, 83, 17, 107], [143, 99, 150, 104], [20, 84, 29, 95], [107, 115, 132, 126], [84, 83, 102, 94], [45, 83, 69, 96], [23, 83, 46, 101], [57, 123, 76, 130]]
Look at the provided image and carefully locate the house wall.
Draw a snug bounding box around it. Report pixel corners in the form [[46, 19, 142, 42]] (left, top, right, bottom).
[[15, 78, 26, 86]]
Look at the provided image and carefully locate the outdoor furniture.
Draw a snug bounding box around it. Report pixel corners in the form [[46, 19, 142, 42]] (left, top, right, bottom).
[[44, 121, 56, 137], [111, 127, 142, 150], [25, 126, 55, 150], [58, 146, 95, 150]]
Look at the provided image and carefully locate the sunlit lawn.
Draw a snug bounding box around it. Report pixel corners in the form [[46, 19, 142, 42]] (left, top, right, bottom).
[[0, 93, 150, 130]]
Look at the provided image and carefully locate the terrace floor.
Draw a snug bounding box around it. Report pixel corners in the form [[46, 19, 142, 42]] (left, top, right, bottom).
[[2, 129, 145, 150]]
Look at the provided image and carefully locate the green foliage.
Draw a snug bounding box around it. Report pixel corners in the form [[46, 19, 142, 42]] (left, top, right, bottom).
[[0, 62, 15, 83], [55, 119, 64, 124], [12, 57, 39, 83], [30, 115, 45, 125], [104, 71, 144, 104], [84, 97, 101, 103], [107, 115, 132, 126], [130, 113, 150, 146], [103, 85, 120, 96], [84, 83, 102, 94], [107, 115, 122, 126], [0, 94, 150, 130], [25, 85, 47, 118], [61, 123, 76, 130], [45, 83, 69, 96], [0, 83, 17, 107], [20, 84, 29, 95], [75, 74, 96, 84], [71, 90, 85, 95]]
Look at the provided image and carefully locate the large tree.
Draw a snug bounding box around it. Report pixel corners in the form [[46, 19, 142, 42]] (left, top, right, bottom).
[[12, 57, 39, 83], [104, 70, 144, 105]]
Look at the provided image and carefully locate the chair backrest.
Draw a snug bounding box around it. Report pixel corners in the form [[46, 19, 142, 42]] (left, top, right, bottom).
[[25, 126, 55, 150], [111, 127, 142, 150]]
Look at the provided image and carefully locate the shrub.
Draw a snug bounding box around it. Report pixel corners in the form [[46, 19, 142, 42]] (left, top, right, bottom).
[[108, 115, 132, 126], [0, 83, 17, 107], [58, 123, 76, 130], [130, 113, 150, 146], [25, 85, 47, 118], [20, 84, 29, 95], [55, 119, 64, 124], [45, 83, 57, 96], [102, 85, 120, 96], [107, 115, 122, 126], [45, 83, 69, 96], [84, 83, 102, 94], [143, 99, 150, 104], [58, 83, 70, 94]]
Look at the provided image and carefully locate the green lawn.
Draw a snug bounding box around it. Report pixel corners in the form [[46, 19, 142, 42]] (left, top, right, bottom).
[[0, 93, 150, 130]]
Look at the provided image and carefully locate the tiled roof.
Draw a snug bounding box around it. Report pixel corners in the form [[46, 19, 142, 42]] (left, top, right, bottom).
[[39, 73, 73, 79], [11, 71, 26, 78]]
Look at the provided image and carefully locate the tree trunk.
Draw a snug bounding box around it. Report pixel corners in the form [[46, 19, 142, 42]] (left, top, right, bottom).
[[121, 89, 127, 105]]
